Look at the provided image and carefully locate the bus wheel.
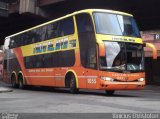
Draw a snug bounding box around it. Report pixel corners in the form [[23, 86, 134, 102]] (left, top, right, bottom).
[[70, 75, 78, 94], [105, 90, 115, 96], [18, 75, 25, 89], [11, 74, 18, 88]]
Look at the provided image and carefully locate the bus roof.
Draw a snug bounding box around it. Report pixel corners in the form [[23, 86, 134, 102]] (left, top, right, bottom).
[[5, 9, 133, 39]]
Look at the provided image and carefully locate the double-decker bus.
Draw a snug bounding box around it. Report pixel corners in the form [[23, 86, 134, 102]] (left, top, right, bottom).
[[3, 9, 157, 95]]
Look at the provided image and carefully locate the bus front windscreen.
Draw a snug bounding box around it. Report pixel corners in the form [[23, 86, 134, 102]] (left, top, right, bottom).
[[94, 12, 141, 37], [100, 42, 144, 73]]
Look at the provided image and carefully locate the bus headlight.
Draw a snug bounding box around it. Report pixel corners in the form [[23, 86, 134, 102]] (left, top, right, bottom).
[[101, 77, 114, 82], [138, 78, 145, 82]]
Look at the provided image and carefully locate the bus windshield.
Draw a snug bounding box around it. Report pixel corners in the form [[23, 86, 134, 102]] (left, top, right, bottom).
[[94, 12, 141, 37], [101, 41, 144, 73]]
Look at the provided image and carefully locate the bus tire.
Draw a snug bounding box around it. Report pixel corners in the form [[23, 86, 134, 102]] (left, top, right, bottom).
[[18, 74, 25, 89], [11, 74, 18, 88], [70, 75, 78, 94], [105, 90, 115, 96]]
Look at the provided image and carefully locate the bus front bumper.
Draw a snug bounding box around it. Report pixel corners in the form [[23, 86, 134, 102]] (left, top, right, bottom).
[[99, 81, 145, 90]]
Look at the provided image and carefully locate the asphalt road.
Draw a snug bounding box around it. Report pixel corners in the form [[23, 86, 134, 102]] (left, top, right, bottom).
[[0, 85, 160, 113]]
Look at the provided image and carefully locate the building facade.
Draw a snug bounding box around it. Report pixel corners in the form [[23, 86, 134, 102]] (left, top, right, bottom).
[[141, 31, 160, 84]]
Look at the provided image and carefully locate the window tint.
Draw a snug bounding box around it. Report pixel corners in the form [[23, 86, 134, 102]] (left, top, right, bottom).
[[9, 17, 74, 49], [48, 22, 59, 39], [24, 55, 43, 68], [58, 17, 74, 36], [9, 38, 16, 49], [43, 53, 53, 67], [32, 22, 59, 42], [10, 22, 58, 48], [24, 50, 75, 69], [76, 14, 97, 69], [76, 14, 93, 33], [43, 53, 59, 68], [59, 50, 75, 67], [52, 52, 59, 67]]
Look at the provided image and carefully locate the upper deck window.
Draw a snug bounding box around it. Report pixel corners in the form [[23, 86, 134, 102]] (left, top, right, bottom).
[[93, 12, 141, 38], [8, 17, 74, 48]]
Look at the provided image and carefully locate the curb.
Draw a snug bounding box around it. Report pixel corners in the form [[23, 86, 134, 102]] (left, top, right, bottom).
[[0, 87, 13, 93]]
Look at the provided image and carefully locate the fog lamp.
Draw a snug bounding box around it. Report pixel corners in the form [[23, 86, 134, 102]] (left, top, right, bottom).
[[138, 78, 145, 82], [101, 77, 114, 81]]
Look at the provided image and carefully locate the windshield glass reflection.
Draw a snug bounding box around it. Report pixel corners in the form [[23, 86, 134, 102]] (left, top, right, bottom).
[[94, 12, 141, 37], [100, 41, 144, 72]]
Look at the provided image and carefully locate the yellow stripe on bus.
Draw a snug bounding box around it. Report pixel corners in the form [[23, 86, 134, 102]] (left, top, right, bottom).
[[21, 36, 78, 57]]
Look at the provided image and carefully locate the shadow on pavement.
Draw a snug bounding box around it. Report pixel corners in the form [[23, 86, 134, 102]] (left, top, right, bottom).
[[14, 85, 140, 98]]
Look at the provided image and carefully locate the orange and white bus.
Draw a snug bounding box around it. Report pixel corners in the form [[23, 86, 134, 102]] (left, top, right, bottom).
[[3, 9, 157, 95]]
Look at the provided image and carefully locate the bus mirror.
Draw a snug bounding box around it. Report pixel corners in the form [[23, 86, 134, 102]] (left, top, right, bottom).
[[99, 43, 105, 57], [144, 43, 158, 60]]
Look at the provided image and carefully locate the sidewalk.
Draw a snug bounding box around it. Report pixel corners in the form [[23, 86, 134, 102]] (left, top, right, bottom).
[[0, 80, 13, 93]]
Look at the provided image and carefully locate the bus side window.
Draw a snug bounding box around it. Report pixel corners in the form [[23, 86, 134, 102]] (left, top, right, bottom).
[[32, 27, 42, 42], [59, 50, 75, 67], [47, 22, 58, 39], [43, 53, 53, 67], [58, 17, 74, 37], [23, 32, 31, 45], [52, 22, 59, 38], [41, 25, 48, 41], [76, 13, 97, 69], [9, 39, 16, 49]]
